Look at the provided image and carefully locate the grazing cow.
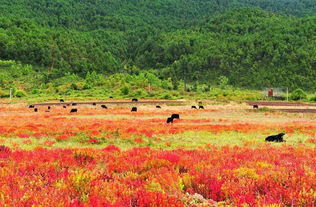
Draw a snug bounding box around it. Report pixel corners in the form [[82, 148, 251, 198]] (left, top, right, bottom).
[[191, 106, 197, 109], [70, 108, 78, 113], [265, 133, 286, 142], [131, 107, 137, 112], [101, 105, 107, 109], [60, 99, 64, 103], [92, 103, 96, 106], [109, 96, 113, 99], [171, 114, 180, 119], [29, 105, 35, 108], [156, 105, 161, 109], [72, 103, 77, 106], [34, 108, 38, 112], [198, 101, 203, 105], [63, 106, 67, 108], [132, 99, 138, 102], [167, 117, 174, 123], [253, 105, 259, 109], [199, 106, 204, 109]]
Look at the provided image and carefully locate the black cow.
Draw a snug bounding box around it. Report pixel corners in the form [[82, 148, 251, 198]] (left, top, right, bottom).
[[199, 106, 204, 109], [72, 103, 77, 106], [109, 96, 113, 99], [70, 108, 78, 113], [192, 106, 197, 109], [48, 106, 51, 110], [132, 99, 138, 102], [101, 105, 107, 109], [171, 114, 180, 119], [253, 105, 259, 109], [29, 105, 35, 108], [34, 108, 38, 112], [167, 117, 174, 123], [265, 133, 286, 142], [60, 99, 65, 103], [156, 105, 161, 109], [92, 103, 96, 106], [63, 106, 67, 108], [198, 101, 203, 105], [131, 107, 137, 112]]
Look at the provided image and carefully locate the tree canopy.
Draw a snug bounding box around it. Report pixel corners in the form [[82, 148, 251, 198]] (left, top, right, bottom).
[[0, 0, 315, 90]]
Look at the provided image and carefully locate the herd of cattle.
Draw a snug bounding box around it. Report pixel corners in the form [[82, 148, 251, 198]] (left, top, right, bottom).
[[28, 99, 285, 142], [28, 99, 204, 124]]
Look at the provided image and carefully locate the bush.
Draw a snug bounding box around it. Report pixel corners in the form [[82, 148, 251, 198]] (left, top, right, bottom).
[[83, 82, 92, 90], [290, 88, 307, 101], [15, 90, 27, 98], [160, 93, 173, 100], [135, 89, 145, 96], [70, 83, 79, 90], [309, 94, 316, 102], [0, 89, 8, 98], [200, 84, 210, 92], [161, 79, 173, 90], [31, 89, 40, 94], [218, 76, 229, 89], [120, 85, 130, 95]]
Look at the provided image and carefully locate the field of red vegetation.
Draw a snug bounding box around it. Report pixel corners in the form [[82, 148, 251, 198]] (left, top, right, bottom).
[[0, 103, 315, 206]]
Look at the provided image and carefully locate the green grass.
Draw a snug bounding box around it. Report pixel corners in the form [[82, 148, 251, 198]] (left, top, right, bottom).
[[2, 131, 314, 151]]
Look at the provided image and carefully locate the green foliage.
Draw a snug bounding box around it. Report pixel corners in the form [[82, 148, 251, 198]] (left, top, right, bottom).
[[82, 82, 92, 90], [309, 95, 316, 102], [120, 85, 130, 95], [218, 76, 229, 89], [290, 88, 307, 101], [70, 83, 79, 91], [0, 89, 8, 98], [15, 90, 26, 98], [160, 93, 173, 100], [0, 1, 315, 92]]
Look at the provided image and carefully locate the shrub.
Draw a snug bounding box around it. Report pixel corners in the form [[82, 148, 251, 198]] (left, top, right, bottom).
[[161, 79, 173, 90], [120, 85, 130, 95], [290, 88, 307, 101], [31, 89, 40, 94], [132, 89, 147, 98], [309, 94, 316, 102], [200, 84, 211, 92], [218, 76, 229, 89], [70, 83, 79, 90], [161, 93, 173, 100], [15, 90, 27, 98], [0, 89, 8, 98], [83, 82, 92, 90]]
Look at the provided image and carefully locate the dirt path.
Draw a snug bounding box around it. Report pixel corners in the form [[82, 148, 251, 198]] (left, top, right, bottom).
[[247, 101, 316, 113], [247, 101, 316, 107]]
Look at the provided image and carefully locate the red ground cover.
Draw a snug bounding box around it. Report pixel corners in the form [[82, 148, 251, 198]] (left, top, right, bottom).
[[0, 145, 315, 206]]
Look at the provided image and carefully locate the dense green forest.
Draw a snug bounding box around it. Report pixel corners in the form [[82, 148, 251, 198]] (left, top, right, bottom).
[[0, 0, 315, 96]]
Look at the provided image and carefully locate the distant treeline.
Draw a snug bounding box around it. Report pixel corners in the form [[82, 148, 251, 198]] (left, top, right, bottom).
[[0, 0, 315, 89]]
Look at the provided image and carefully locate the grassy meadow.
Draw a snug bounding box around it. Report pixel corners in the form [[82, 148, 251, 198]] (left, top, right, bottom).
[[0, 100, 315, 206]]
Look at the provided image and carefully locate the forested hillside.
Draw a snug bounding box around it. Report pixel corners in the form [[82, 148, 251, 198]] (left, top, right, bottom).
[[0, 0, 315, 91]]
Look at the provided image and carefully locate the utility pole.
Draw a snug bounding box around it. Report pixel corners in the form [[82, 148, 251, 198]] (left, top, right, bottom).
[[9, 88, 12, 100]]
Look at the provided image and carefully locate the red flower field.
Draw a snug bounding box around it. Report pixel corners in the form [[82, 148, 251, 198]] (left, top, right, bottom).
[[0, 103, 315, 206]]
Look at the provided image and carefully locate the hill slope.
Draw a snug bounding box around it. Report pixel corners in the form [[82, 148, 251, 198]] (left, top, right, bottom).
[[0, 0, 315, 90]]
